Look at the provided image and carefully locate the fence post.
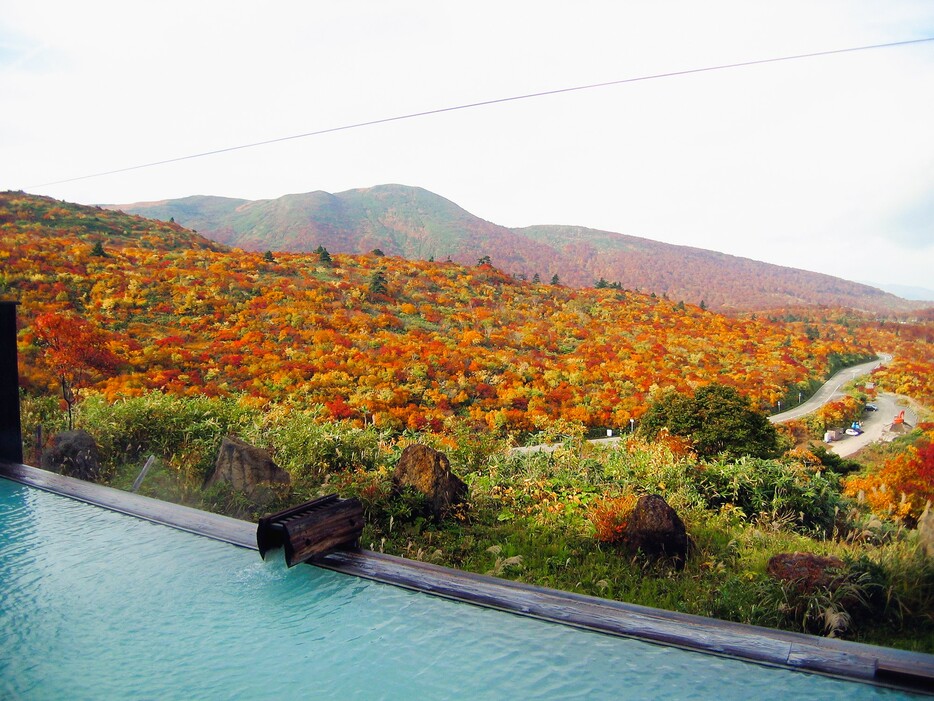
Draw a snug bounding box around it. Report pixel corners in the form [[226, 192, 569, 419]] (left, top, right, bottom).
[[0, 301, 24, 464]]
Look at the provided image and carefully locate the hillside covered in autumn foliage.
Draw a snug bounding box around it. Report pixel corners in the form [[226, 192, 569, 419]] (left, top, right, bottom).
[[111, 184, 922, 313], [2, 190, 902, 436]]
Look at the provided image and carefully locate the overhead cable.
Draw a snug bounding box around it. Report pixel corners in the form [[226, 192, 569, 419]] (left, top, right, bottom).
[[28, 36, 934, 188]]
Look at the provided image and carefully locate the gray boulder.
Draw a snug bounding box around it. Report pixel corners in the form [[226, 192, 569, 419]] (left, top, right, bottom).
[[766, 552, 846, 592], [919, 503, 934, 559], [392, 444, 467, 521], [204, 436, 291, 498], [41, 430, 103, 481]]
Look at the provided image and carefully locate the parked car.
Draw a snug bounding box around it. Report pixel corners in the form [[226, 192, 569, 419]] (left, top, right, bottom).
[[865, 404, 878, 412]]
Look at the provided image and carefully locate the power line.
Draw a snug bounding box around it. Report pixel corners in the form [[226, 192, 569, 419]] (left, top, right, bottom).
[[28, 36, 934, 189]]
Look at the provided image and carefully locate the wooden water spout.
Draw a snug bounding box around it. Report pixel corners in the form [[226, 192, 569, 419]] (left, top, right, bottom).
[[256, 495, 364, 567]]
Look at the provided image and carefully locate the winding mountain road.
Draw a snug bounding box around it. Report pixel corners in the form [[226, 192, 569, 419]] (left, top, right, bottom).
[[768, 355, 890, 423], [766, 354, 919, 456]]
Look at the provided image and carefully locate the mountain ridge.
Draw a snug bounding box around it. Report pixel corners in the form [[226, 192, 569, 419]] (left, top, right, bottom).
[[110, 184, 923, 313]]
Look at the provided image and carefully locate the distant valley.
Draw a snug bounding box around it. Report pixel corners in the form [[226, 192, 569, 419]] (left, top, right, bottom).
[[111, 184, 924, 313]]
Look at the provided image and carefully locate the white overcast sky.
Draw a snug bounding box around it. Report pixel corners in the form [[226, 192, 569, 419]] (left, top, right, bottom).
[[2, 1, 933, 291]]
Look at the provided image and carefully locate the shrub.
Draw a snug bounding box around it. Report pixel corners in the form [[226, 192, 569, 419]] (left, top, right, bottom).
[[588, 494, 638, 543], [804, 394, 863, 433], [758, 571, 871, 638], [257, 408, 388, 481], [19, 392, 68, 459], [602, 437, 708, 512], [806, 443, 862, 475], [697, 457, 844, 534], [640, 384, 780, 460]]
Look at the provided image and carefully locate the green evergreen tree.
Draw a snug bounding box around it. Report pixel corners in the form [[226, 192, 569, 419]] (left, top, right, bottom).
[[368, 268, 388, 296], [531, 273, 541, 284], [263, 250, 275, 263], [314, 245, 332, 266], [91, 241, 107, 257], [551, 274, 560, 286]]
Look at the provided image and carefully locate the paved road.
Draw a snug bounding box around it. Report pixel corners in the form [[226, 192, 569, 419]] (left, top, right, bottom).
[[768, 354, 890, 423], [827, 393, 917, 457]]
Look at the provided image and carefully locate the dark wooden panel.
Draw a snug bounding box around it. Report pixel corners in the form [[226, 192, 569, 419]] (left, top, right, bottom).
[[0, 302, 23, 464]]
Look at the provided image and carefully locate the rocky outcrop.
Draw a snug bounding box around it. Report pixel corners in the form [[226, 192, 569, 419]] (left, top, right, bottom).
[[392, 444, 467, 521], [40, 430, 103, 481], [918, 504, 934, 559], [624, 494, 690, 568], [204, 436, 291, 498], [766, 552, 846, 592]]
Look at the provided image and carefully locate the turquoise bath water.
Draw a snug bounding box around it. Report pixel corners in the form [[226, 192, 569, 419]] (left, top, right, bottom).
[[0, 478, 917, 700]]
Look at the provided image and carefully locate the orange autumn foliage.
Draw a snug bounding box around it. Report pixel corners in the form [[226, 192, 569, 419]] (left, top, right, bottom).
[[588, 494, 639, 543], [844, 425, 934, 522]]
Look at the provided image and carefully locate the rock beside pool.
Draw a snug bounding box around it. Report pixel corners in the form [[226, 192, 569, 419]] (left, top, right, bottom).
[[205, 436, 291, 500], [766, 552, 846, 592], [392, 444, 467, 521], [918, 504, 934, 559], [41, 430, 103, 481], [624, 494, 691, 569]]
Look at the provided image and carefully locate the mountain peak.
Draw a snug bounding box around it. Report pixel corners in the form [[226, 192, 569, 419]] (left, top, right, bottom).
[[112, 185, 923, 313]]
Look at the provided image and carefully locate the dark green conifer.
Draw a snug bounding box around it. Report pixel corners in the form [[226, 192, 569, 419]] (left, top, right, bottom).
[[315, 245, 332, 266], [368, 268, 388, 296]]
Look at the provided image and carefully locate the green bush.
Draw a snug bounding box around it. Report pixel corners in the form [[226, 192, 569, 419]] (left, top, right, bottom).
[[640, 384, 780, 460], [257, 410, 388, 480], [601, 439, 708, 512], [808, 443, 862, 475], [696, 457, 844, 534]]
